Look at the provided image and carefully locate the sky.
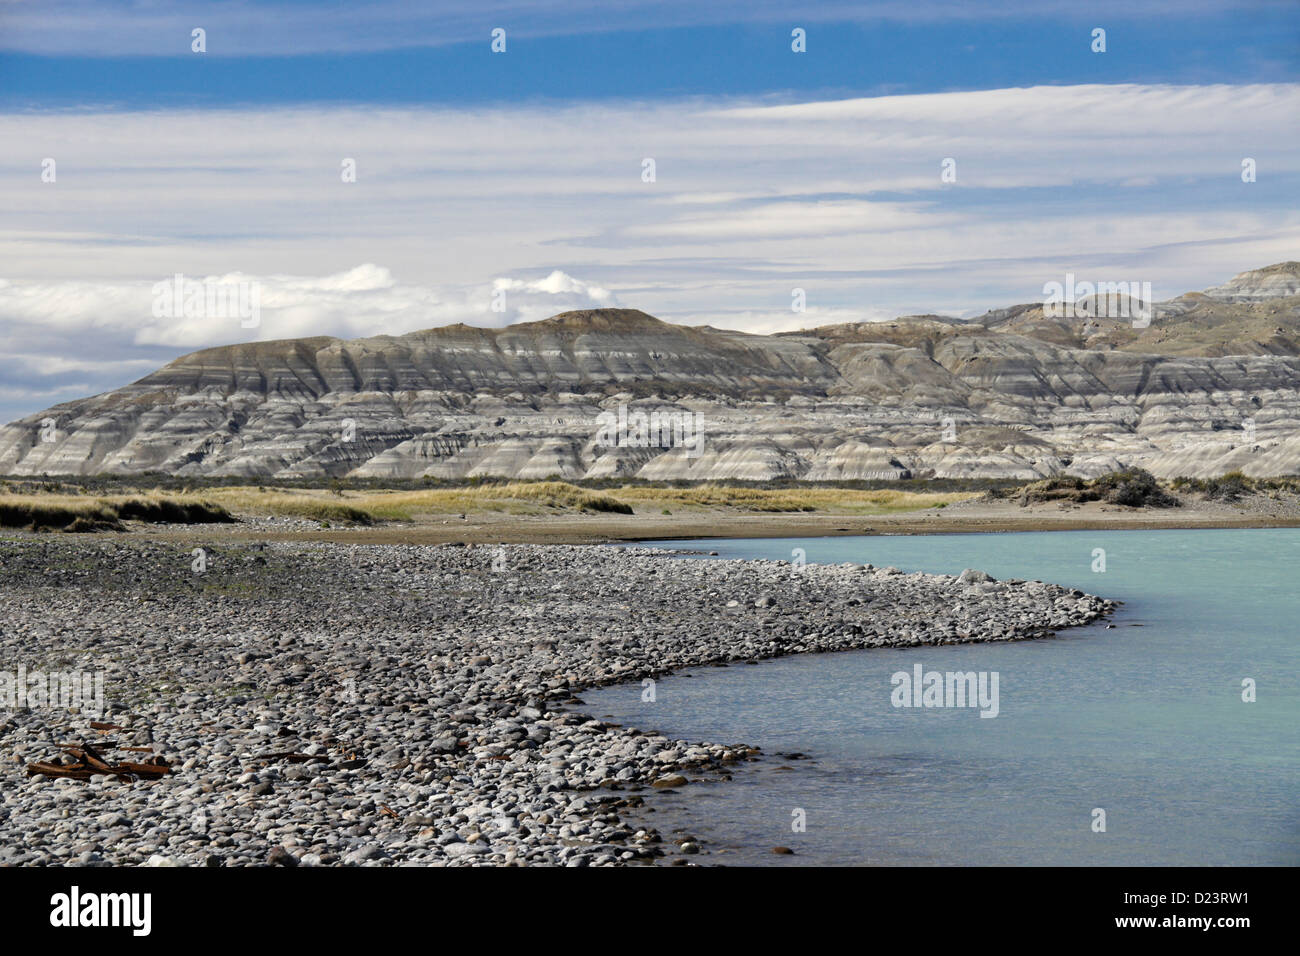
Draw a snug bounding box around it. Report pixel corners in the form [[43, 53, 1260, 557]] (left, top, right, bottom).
[[0, 0, 1298, 422]]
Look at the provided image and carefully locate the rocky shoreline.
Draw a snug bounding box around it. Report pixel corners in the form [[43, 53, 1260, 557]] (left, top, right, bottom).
[[0, 537, 1116, 866]]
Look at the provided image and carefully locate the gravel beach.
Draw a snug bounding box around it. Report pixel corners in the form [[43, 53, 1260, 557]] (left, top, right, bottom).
[[0, 537, 1116, 866]]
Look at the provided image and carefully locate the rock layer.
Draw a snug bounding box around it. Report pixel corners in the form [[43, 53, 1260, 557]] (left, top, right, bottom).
[[3, 266, 1299, 480]]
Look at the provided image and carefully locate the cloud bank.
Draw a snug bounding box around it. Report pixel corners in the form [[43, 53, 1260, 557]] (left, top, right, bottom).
[[1, 82, 1297, 419]]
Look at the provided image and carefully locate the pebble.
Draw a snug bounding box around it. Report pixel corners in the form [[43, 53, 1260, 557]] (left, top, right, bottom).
[[0, 539, 1115, 866]]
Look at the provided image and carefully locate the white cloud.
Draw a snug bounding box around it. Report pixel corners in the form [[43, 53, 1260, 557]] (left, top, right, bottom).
[[0, 82, 1297, 420], [492, 270, 617, 319], [0, 264, 618, 351], [628, 200, 957, 240]]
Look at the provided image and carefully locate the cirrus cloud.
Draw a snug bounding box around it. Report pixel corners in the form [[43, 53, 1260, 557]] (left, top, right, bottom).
[[1, 82, 1297, 420]]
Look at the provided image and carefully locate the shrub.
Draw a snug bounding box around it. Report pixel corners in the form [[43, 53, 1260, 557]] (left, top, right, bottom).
[[1203, 471, 1251, 501], [1094, 468, 1179, 508], [116, 498, 233, 524], [0, 500, 117, 530], [0, 494, 233, 531]]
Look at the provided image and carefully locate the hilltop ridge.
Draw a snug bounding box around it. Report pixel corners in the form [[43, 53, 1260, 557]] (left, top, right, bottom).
[[3, 263, 1298, 481]]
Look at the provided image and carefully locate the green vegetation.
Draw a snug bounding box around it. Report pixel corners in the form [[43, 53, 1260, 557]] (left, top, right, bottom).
[[4, 469, 1297, 532], [0, 479, 965, 528], [1090, 469, 1181, 508], [995, 469, 1180, 508], [1171, 472, 1300, 501]]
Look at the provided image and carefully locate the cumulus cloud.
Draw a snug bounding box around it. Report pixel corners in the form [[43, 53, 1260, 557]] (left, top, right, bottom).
[[491, 271, 618, 323], [0, 262, 627, 417], [0, 264, 617, 349]]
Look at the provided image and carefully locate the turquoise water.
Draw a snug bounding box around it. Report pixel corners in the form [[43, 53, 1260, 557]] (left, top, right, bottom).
[[590, 530, 1300, 865]]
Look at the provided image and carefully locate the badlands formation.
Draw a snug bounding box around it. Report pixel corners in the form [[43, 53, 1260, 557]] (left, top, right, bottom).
[[3, 263, 1299, 481]]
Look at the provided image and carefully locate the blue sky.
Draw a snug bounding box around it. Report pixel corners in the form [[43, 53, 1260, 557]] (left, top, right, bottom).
[[2, 3, 1298, 107], [0, 0, 1298, 422]]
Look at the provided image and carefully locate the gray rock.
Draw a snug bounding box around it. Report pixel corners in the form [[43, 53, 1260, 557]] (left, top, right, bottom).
[[0, 537, 1115, 869]]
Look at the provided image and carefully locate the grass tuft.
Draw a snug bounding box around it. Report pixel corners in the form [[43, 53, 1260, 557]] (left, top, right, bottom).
[[0, 493, 233, 532]]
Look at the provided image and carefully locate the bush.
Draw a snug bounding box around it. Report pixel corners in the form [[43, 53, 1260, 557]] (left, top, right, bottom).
[[1203, 471, 1251, 501], [1094, 468, 1179, 508], [0, 501, 116, 530], [116, 498, 233, 524], [1017, 474, 1097, 506], [1014, 469, 1179, 508], [580, 493, 634, 515], [0, 494, 233, 531]]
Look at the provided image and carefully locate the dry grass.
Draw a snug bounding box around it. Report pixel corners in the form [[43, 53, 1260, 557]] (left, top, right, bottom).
[[0, 481, 972, 530], [195, 488, 377, 524], [0, 491, 232, 531], [200, 481, 967, 522], [201, 482, 633, 522], [610, 484, 974, 514]]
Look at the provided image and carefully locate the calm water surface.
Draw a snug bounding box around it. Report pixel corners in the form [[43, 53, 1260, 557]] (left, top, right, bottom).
[[586, 529, 1300, 865]]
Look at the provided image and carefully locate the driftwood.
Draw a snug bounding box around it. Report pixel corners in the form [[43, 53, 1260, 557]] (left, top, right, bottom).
[[26, 743, 170, 781]]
